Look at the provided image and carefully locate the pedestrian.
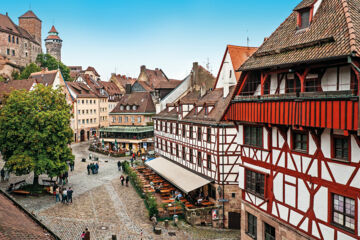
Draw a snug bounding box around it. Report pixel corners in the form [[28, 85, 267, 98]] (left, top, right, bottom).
[[67, 187, 73, 204], [122, 161, 126, 172], [132, 152, 136, 161], [81, 231, 85, 239], [55, 187, 60, 202], [91, 163, 95, 174], [95, 163, 99, 174], [120, 175, 125, 186], [117, 161, 121, 171], [0, 168, 5, 182], [126, 176, 129, 187], [130, 157, 134, 167], [84, 228, 90, 240], [87, 164, 90, 175], [151, 215, 157, 231], [64, 171, 68, 184], [62, 188, 67, 204]]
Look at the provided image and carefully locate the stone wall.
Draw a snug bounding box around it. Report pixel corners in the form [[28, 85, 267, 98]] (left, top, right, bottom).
[[45, 41, 62, 62], [18, 18, 42, 44]]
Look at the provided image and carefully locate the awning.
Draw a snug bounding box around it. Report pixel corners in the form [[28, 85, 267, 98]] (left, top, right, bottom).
[[145, 157, 213, 194]]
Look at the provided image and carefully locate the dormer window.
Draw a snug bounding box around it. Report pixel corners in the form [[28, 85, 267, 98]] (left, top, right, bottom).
[[120, 105, 124, 111], [297, 8, 311, 30], [132, 105, 137, 110], [126, 105, 131, 110]]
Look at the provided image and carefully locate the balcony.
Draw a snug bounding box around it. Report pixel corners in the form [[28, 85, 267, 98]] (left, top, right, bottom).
[[225, 91, 359, 131]]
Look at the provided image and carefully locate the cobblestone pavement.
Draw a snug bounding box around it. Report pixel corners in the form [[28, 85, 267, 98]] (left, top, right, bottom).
[[0, 142, 240, 240]]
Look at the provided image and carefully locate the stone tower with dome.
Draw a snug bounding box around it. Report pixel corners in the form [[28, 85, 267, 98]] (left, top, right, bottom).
[[45, 25, 62, 61]]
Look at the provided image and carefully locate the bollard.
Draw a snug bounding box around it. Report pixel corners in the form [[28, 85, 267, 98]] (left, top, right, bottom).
[[112, 235, 117, 240], [165, 219, 169, 228]]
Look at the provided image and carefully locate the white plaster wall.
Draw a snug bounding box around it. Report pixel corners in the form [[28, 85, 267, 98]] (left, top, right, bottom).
[[254, 84, 261, 96], [215, 51, 237, 89], [319, 223, 335, 240], [328, 162, 355, 185], [285, 184, 296, 207], [272, 128, 278, 148], [158, 75, 191, 113], [289, 210, 303, 227], [313, 187, 328, 222], [298, 179, 310, 212], [337, 231, 357, 240], [308, 133, 317, 155], [277, 203, 289, 221], [279, 77, 286, 94], [244, 162, 270, 174], [321, 129, 331, 158], [239, 166, 245, 189], [263, 127, 268, 149], [273, 172, 283, 202], [351, 135, 360, 163]]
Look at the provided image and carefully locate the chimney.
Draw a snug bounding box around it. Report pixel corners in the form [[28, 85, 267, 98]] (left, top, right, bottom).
[[125, 84, 132, 94], [140, 65, 146, 73], [192, 62, 199, 88], [155, 68, 159, 71]]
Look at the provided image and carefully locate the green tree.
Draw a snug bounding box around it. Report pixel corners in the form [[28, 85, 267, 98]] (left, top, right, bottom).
[[11, 70, 20, 80], [36, 54, 71, 81], [0, 84, 74, 185], [19, 63, 41, 79]]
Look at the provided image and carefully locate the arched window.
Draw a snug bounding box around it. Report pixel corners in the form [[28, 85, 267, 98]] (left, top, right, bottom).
[[120, 105, 124, 110], [132, 105, 137, 110], [126, 105, 131, 110]]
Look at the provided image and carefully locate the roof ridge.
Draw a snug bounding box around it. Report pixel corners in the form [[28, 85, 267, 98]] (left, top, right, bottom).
[[341, 0, 359, 55]]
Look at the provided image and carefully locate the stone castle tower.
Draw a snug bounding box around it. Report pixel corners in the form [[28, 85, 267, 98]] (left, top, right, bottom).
[[45, 26, 62, 61], [18, 10, 42, 45]]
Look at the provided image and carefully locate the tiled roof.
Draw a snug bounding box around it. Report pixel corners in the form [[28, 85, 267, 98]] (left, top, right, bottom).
[[45, 35, 61, 40], [0, 79, 35, 98], [99, 81, 121, 96], [137, 67, 182, 91], [240, 0, 360, 71], [0, 13, 39, 45], [111, 92, 156, 114], [294, 0, 316, 10], [30, 70, 58, 87], [18, 10, 40, 20], [0, 193, 55, 239], [49, 25, 58, 33], [111, 74, 137, 88], [67, 81, 101, 98], [85, 66, 100, 77]]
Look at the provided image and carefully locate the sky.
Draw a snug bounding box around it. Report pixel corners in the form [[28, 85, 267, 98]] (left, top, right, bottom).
[[4, 0, 301, 80]]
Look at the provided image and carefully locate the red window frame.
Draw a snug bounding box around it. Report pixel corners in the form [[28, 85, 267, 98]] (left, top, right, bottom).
[[291, 130, 309, 153], [331, 134, 351, 162]]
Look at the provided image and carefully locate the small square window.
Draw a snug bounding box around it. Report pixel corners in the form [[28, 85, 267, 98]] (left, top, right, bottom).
[[293, 131, 307, 152], [333, 136, 349, 161], [232, 193, 236, 198]]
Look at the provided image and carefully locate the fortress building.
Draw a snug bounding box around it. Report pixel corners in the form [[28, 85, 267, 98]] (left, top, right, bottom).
[[45, 25, 62, 61]]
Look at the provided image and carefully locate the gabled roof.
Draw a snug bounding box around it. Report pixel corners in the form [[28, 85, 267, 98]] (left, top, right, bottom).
[[214, 45, 257, 88], [99, 81, 121, 96], [67, 81, 102, 98], [240, 0, 360, 71], [137, 67, 182, 91], [0, 13, 39, 45], [111, 92, 156, 114], [111, 74, 137, 88], [0, 79, 36, 98], [30, 70, 58, 87], [18, 10, 40, 21], [85, 66, 100, 77]]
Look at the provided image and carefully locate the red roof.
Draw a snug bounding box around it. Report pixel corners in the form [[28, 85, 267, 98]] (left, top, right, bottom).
[[18, 10, 40, 20], [111, 92, 156, 114], [45, 35, 61, 40], [49, 25, 58, 33], [85, 66, 100, 77], [0, 79, 36, 99]]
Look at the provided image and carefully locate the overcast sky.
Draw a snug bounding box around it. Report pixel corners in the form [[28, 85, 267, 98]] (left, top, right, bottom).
[[4, 0, 300, 80]]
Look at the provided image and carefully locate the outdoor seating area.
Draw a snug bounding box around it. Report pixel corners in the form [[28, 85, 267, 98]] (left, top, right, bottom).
[[133, 165, 215, 218]]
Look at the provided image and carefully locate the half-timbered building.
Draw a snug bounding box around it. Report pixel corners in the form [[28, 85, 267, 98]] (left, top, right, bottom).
[[223, 0, 360, 239], [153, 45, 257, 228]]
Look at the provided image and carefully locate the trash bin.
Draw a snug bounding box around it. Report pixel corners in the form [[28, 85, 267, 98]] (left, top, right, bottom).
[[173, 215, 178, 225]]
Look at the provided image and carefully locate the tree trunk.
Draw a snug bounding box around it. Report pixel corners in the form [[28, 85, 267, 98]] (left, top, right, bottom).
[[33, 174, 39, 186]]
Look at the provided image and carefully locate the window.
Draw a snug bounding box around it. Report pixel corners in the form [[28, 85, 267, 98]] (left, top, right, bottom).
[[82, 119, 85, 124], [94, 109, 96, 114], [333, 136, 349, 161], [189, 149, 193, 163], [6, 49, 9, 55], [94, 118, 96, 123], [126, 105, 130, 110], [25, 52, 28, 57], [332, 194, 356, 232], [247, 212, 257, 239], [82, 100, 84, 104], [176, 123, 179, 135], [298, 9, 310, 30], [182, 125, 186, 137], [264, 222, 275, 240], [198, 127, 202, 141], [165, 141, 168, 152], [197, 152, 202, 166], [82, 110, 85, 114], [86, 119, 89, 124], [293, 131, 307, 152], [78, 110, 80, 114], [189, 126, 193, 139], [246, 169, 265, 198], [132, 105, 137, 110], [86, 100, 88, 104], [12, 50, 15, 56], [182, 146, 186, 160], [90, 110, 93, 114], [94, 100, 96, 104], [176, 145, 179, 157], [207, 127, 211, 142], [112, 117, 116, 123], [137, 117, 141, 123], [90, 119, 93, 123], [12, 36, 14, 43], [208, 185, 216, 200], [25, 42, 27, 48], [118, 116, 122, 123], [131, 117, 135, 123], [244, 126, 263, 147], [170, 122, 173, 134], [125, 116, 128, 122], [229, 70, 232, 78], [207, 154, 211, 170], [286, 75, 301, 93], [160, 121, 163, 131], [8, 35, 11, 42], [86, 110, 89, 114], [90, 100, 92, 104], [120, 105, 124, 110]]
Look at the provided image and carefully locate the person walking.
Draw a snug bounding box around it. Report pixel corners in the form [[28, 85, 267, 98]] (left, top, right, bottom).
[[125, 176, 129, 187], [95, 163, 99, 174], [84, 228, 90, 240], [81, 231, 85, 239], [120, 175, 125, 186], [117, 161, 121, 171], [55, 187, 60, 203], [0, 168, 5, 182], [67, 187, 73, 204], [87, 164, 90, 175], [62, 188, 67, 204]]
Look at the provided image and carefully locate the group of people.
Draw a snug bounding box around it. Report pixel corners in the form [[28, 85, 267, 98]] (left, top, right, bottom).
[[87, 163, 99, 175], [57, 171, 69, 185], [54, 185, 73, 204], [120, 175, 130, 186]]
